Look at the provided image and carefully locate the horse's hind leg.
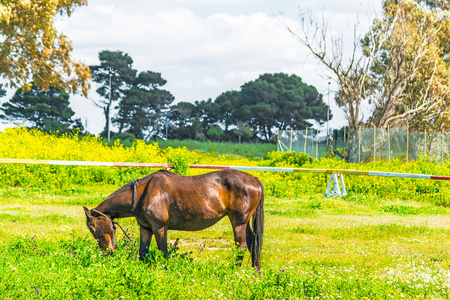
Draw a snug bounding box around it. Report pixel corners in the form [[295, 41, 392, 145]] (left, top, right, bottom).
[[246, 223, 254, 255], [139, 226, 153, 261], [231, 222, 248, 267]]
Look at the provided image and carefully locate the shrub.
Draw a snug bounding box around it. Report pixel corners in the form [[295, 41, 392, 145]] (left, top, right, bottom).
[[166, 147, 199, 175], [266, 151, 313, 167]]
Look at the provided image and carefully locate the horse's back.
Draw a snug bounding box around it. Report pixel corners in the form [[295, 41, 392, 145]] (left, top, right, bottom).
[[151, 169, 259, 190], [155, 169, 261, 204]]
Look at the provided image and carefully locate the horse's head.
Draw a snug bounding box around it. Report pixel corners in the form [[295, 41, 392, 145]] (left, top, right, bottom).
[[83, 207, 117, 253]]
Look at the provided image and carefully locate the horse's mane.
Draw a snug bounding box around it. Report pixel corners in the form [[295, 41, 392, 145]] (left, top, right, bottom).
[[157, 169, 177, 177]]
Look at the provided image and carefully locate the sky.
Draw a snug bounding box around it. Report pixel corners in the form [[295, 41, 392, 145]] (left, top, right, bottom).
[[3, 0, 382, 135]]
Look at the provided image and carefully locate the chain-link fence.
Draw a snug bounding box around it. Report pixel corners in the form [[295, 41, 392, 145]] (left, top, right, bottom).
[[277, 129, 334, 159], [278, 128, 450, 163]]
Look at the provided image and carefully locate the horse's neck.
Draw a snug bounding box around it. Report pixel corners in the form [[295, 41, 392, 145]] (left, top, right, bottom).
[[95, 189, 135, 219]]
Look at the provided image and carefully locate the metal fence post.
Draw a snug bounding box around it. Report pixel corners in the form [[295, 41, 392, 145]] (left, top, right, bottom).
[[316, 130, 319, 159], [358, 127, 361, 163], [373, 125, 376, 164], [388, 126, 390, 161], [424, 130, 427, 156], [442, 129, 444, 165], [406, 124, 409, 162], [304, 127, 308, 153], [290, 128, 293, 151]]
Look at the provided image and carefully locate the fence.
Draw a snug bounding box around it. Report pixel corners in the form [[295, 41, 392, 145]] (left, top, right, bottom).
[[278, 127, 450, 164], [277, 129, 348, 160], [277, 129, 329, 159]]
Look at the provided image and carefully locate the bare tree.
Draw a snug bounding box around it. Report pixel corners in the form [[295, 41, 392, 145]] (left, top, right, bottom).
[[286, 10, 392, 131]]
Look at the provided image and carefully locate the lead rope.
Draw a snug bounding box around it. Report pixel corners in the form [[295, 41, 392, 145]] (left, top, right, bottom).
[[92, 209, 133, 243]]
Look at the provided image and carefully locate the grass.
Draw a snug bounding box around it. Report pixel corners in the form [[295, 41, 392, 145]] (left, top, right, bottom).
[[1, 186, 450, 299], [154, 139, 277, 158]]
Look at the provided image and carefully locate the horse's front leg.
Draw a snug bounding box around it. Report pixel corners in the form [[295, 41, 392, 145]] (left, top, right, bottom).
[[152, 224, 169, 258], [139, 226, 153, 261]]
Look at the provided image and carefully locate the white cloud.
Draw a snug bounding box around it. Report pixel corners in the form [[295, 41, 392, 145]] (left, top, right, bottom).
[[199, 77, 220, 88], [94, 5, 115, 15], [223, 70, 261, 85], [173, 79, 194, 90]]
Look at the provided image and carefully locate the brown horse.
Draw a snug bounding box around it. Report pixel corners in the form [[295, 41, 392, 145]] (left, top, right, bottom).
[[83, 169, 264, 267]]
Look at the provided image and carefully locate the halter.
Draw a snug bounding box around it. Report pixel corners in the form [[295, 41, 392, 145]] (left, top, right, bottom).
[[92, 209, 133, 243]]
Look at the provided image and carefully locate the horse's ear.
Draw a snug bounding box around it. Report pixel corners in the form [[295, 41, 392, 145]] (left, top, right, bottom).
[[83, 206, 92, 218]]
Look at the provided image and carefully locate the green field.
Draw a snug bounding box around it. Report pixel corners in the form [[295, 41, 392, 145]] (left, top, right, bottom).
[[154, 139, 277, 158], [1, 185, 449, 299]]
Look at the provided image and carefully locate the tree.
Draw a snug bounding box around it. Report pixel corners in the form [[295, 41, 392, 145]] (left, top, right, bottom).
[[207, 125, 224, 141], [114, 71, 174, 140], [234, 120, 253, 143], [90, 50, 137, 136], [214, 91, 242, 133], [0, 0, 90, 95], [236, 73, 329, 142], [167, 102, 202, 140], [195, 98, 221, 132], [287, 10, 392, 131], [367, 1, 450, 130], [168, 73, 328, 143], [0, 83, 82, 132], [416, 0, 450, 9]]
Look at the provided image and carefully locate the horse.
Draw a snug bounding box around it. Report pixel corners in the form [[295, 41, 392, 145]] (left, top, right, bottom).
[[83, 169, 264, 267]]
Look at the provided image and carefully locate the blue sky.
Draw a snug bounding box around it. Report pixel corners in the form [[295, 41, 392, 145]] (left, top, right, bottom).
[[2, 0, 382, 134]]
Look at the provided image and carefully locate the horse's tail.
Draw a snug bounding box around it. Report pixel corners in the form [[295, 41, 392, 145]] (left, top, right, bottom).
[[251, 177, 264, 267]]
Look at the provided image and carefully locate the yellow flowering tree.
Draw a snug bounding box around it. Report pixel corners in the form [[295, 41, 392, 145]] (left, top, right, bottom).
[[0, 0, 91, 95]]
